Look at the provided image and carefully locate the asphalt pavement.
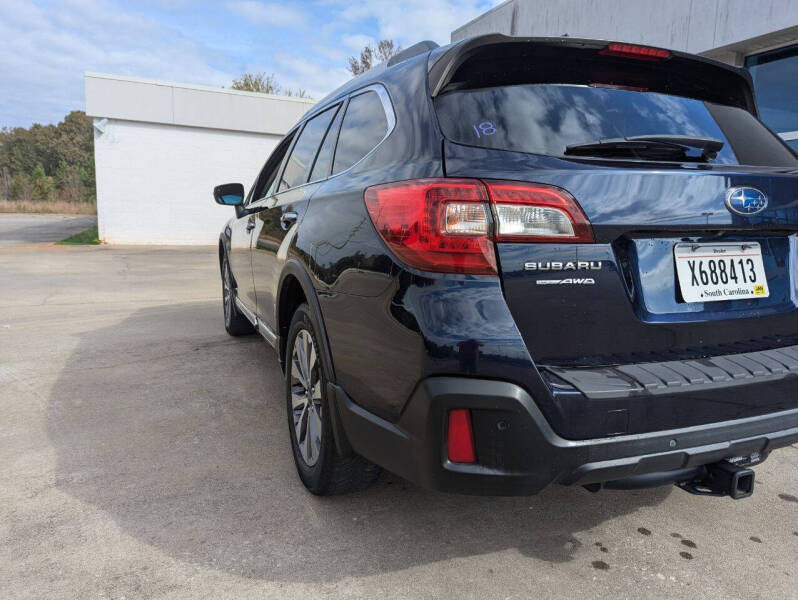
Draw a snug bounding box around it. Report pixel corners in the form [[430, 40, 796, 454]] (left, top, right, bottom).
[[0, 213, 96, 246], [0, 223, 795, 599]]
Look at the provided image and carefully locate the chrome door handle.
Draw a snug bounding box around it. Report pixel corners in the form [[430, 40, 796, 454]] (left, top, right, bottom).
[[280, 211, 298, 230], [246, 217, 256, 232]]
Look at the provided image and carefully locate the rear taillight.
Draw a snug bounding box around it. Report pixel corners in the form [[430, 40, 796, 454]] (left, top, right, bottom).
[[486, 181, 594, 243], [364, 178, 497, 275], [364, 179, 593, 274], [599, 42, 671, 62]]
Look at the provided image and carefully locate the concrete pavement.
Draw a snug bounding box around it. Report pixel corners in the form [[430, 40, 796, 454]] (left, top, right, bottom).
[[0, 243, 796, 600]]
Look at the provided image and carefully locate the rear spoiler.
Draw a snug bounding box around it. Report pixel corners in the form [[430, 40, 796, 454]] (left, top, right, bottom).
[[428, 34, 758, 116]]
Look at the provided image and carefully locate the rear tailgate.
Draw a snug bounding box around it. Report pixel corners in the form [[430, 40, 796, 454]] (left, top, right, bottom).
[[445, 142, 798, 363], [435, 37, 798, 437], [446, 142, 798, 437]]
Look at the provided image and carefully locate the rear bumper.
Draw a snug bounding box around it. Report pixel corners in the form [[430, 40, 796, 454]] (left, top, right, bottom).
[[330, 376, 798, 495]]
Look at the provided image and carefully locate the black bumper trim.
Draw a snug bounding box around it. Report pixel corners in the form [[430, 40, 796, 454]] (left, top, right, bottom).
[[331, 377, 798, 496], [546, 344, 798, 400]]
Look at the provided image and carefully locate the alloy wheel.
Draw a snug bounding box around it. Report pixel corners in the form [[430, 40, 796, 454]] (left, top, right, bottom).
[[223, 259, 233, 326], [290, 329, 323, 466]]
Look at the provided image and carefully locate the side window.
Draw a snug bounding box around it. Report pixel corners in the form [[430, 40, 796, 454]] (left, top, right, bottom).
[[250, 132, 294, 202], [278, 105, 338, 192], [268, 142, 294, 197], [332, 91, 389, 174], [309, 104, 344, 183]]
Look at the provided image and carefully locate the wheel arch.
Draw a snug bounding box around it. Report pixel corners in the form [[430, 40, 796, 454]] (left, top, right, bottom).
[[218, 233, 239, 290], [277, 260, 336, 385], [218, 236, 226, 270]]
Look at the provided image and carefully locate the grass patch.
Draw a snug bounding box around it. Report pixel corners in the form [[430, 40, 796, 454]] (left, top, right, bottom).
[[58, 225, 100, 245], [0, 200, 97, 214]]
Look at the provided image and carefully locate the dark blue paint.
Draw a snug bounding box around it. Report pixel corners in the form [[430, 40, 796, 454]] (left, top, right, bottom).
[[215, 40, 798, 443], [629, 235, 795, 320]]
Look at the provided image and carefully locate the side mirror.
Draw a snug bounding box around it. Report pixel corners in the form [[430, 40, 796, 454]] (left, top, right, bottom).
[[214, 183, 245, 206]]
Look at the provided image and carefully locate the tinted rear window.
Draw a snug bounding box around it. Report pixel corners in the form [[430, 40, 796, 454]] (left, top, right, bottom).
[[333, 91, 388, 174], [435, 84, 797, 167]]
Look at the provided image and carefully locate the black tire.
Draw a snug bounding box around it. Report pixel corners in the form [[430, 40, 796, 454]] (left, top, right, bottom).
[[285, 303, 381, 495], [221, 253, 255, 337]]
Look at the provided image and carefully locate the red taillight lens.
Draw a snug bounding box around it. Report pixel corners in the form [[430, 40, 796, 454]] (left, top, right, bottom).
[[447, 409, 476, 463], [485, 181, 594, 243], [364, 179, 593, 274], [364, 178, 497, 275], [600, 42, 671, 62]]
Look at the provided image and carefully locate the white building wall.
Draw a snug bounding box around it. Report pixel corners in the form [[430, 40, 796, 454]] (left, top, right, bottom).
[[85, 72, 313, 136], [86, 73, 314, 245], [94, 119, 282, 244], [454, 0, 516, 38]]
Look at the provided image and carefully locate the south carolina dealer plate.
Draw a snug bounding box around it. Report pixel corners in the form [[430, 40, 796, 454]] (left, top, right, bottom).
[[674, 242, 769, 303]]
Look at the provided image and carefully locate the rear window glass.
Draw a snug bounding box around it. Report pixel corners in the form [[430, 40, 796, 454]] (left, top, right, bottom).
[[333, 91, 388, 174], [435, 84, 797, 167]]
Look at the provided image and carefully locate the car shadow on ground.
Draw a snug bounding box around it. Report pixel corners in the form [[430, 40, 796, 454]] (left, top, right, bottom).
[[47, 301, 670, 583]]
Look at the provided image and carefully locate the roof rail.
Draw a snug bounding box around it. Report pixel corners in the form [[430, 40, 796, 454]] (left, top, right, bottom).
[[387, 40, 440, 67]]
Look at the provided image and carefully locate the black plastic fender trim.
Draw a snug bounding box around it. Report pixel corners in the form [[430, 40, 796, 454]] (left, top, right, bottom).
[[277, 259, 337, 384]]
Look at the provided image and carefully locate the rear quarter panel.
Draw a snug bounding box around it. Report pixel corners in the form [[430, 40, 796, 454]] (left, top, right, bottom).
[[300, 54, 448, 420]]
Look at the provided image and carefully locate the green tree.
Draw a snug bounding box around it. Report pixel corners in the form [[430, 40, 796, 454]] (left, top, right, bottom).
[[31, 164, 55, 201], [0, 166, 10, 201], [55, 162, 86, 203], [55, 111, 95, 202], [0, 111, 95, 205], [10, 173, 34, 202]]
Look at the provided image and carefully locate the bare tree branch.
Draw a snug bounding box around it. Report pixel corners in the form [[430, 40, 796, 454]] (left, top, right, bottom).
[[231, 73, 311, 98], [347, 40, 401, 75]]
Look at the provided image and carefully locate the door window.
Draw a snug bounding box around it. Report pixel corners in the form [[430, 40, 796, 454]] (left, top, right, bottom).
[[250, 132, 295, 202], [332, 91, 389, 174], [309, 105, 344, 183], [278, 105, 339, 192]]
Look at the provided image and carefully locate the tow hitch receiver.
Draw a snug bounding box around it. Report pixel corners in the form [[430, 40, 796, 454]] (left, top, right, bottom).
[[677, 461, 755, 499]]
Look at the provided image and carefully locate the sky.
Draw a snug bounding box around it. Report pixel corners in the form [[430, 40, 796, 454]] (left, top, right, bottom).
[[0, 0, 501, 128]]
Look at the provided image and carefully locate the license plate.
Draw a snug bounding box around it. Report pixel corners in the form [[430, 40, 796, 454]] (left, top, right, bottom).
[[674, 242, 769, 303]]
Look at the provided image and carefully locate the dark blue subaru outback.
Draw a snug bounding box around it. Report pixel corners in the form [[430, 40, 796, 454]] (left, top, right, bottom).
[[214, 35, 798, 498]]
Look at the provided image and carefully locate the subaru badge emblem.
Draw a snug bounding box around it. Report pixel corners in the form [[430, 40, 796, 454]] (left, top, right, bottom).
[[725, 186, 768, 216]]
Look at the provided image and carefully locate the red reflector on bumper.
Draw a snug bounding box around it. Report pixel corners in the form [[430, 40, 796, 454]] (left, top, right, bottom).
[[447, 409, 476, 463]]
